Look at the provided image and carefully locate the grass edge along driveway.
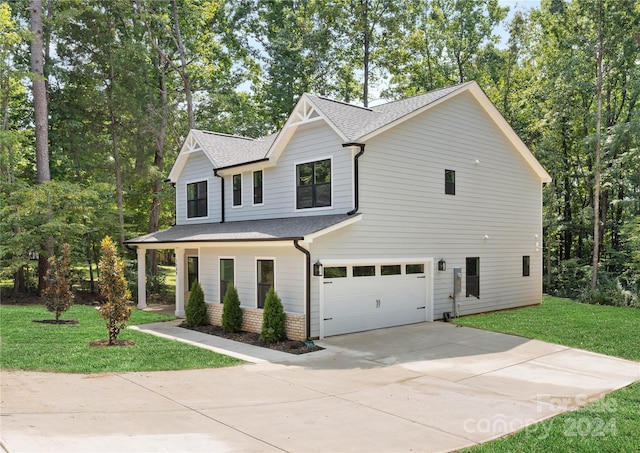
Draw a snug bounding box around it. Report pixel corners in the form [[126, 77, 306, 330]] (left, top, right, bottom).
[[456, 296, 640, 453], [0, 304, 243, 373]]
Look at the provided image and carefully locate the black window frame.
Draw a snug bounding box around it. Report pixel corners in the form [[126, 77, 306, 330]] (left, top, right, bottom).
[[253, 170, 263, 205], [445, 169, 456, 195], [466, 257, 480, 299], [186, 181, 208, 218], [187, 256, 199, 291], [523, 256, 530, 277], [353, 265, 376, 277], [232, 174, 242, 207], [257, 259, 274, 309], [220, 258, 234, 303], [296, 159, 331, 209]]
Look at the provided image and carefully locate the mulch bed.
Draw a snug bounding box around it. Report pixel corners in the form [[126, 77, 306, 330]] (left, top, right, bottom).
[[180, 323, 323, 355], [89, 339, 136, 347], [33, 319, 79, 325]]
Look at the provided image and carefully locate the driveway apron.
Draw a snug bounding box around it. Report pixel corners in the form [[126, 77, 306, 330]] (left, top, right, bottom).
[[1, 322, 638, 452]]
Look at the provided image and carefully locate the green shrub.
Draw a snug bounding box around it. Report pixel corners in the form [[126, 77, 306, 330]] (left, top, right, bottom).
[[260, 288, 286, 343], [43, 243, 75, 322], [185, 281, 208, 327], [221, 284, 243, 333]]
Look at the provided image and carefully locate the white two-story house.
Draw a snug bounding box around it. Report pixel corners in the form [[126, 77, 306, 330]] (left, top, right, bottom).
[[126, 81, 551, 341]]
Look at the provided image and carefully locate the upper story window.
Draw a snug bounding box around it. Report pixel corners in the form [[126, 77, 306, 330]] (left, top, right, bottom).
[[232, 174, 242, 207], [187, 181, 207, 218], [296, 158, 331, 209], [253, 170, 263, 205], [445, 169, 456, 195]]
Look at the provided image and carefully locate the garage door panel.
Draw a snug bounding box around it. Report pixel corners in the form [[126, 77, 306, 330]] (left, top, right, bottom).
[[323, 263, 428, 337]]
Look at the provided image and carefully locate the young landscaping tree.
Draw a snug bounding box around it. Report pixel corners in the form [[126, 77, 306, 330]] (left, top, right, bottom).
[[221, 284, 242, 333], [185, 280, 208, 327], [97, 236, 132, 345], [260, 288, 286, 343], [42, 243, 74, 322]]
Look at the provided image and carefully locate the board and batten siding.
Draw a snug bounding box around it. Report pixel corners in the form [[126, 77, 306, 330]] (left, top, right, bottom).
[[224, 121, 354, 222], [311, 90, 544, 320], [175, 151, 220, 225], [197, 244, 305, 314]]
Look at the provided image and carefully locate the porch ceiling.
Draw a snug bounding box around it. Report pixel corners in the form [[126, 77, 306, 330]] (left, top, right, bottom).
[[125, 213, 359, 246]]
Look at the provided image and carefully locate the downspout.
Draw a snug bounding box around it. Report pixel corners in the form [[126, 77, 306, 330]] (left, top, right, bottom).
[[293, 239, 313, 344], [342, 143, 365, 215], [213, 169, 225, 223]]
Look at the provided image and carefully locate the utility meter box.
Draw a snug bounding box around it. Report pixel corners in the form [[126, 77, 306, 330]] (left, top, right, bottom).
[[453, 267, 462, 294]]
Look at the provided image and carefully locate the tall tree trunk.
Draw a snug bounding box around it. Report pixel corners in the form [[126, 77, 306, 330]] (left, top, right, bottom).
[[30, 0, 52, 294], [171, 0, 194, 129], [147, 64, 168, 276], [362, 0, 370, 107], [108, 63, 125, 246], [591, 2, 604, 290]]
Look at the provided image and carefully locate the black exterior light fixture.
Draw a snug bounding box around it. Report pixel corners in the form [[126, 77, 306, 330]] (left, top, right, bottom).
[[438, 259, 447, 271], [313, 260, 323, 277]]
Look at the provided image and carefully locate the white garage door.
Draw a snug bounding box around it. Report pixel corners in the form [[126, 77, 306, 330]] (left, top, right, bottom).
[[322, 262, 429, 337]]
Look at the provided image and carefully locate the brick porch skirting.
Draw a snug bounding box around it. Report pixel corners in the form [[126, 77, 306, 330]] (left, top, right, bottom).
[[206, 303, 306, 341]]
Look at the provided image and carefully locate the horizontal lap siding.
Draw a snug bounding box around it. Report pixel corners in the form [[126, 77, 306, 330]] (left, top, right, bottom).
[[225, 121, 353, 221], [312, 91, 543, 321], [176, 152, 220, 225], [199, 245, 305, 314]]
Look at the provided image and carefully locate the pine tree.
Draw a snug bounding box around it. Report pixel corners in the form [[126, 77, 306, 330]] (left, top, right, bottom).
[[97, 236, 132, 345], [185, 280, 208, 327], [221, 284, 242, 333], [42, 243, 74, 322], [260, 288, 286, 343]]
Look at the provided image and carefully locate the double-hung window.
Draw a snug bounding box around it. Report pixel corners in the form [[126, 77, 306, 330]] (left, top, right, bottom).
[[187, 181, 207, 218], [296, 159, 331, 209], [253, 170, 263, 205], [220, 258, 234, 302], [257, 259, 274, 309], [233, 174, 242, 207]]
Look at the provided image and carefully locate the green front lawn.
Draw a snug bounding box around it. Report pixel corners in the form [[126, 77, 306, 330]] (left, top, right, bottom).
[[457, 296, 640, 452], [0, 304, 243, 373]]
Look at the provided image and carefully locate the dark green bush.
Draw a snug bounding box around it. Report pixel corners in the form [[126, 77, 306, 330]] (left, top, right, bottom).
[[221, 284, 243, 333], [260, 288, 286, 343], [185, 281, 208, 327]]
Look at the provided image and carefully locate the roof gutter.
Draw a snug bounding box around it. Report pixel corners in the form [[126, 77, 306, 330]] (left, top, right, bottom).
[[214, 157, 270, 172], [342, 143, 365, 216], [213, 169, 225, 223], [293, 239, 313, 343]]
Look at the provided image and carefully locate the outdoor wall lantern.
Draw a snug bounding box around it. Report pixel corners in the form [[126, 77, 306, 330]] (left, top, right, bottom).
[[313, 260, 323, 277], [438, 259, 446, 271]]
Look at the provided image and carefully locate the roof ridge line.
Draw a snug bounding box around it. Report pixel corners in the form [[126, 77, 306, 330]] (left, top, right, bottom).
[[309, 94, 376, 112], [197, 130, 258, 141]]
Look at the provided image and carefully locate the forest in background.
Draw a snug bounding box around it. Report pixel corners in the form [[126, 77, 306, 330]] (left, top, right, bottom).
[[1, 0, 639, 306]]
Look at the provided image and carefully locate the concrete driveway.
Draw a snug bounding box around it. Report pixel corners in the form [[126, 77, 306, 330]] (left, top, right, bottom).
[[1, 321, 638, 452]]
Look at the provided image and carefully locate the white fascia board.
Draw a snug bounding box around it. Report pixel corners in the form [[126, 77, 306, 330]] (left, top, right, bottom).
[[304, 214, 363, 243], [132, 240, 296, 251], [266, 94, 349, 164]]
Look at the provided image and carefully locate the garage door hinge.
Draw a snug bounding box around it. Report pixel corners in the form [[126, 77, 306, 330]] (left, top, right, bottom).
[[416, 276, 426, 279], [323, 281, 333, 284]]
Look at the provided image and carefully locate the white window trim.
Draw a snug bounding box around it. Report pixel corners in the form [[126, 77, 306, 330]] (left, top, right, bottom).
[[252, 170, 264, 206], [219, 256, 236, 303], [293, 156, 333, 212], [255, 257, 276, 309], [232, 173, 243, 208], [184, 177, 211, 220]]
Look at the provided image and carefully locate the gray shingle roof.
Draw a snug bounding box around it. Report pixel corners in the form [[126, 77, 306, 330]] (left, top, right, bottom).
[[306, 83, 468, 141], [190, 83, 468, 168], [190, 130, 277, 169], [126, 214, 358, 244]]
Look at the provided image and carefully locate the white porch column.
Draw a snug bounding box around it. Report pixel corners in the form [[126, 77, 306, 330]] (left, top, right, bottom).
[[175, 248, 185, 317], [137, 247, 147, 309]]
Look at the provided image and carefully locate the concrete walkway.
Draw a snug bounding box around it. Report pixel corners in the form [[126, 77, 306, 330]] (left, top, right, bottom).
[[1, 321, 638, 453]]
